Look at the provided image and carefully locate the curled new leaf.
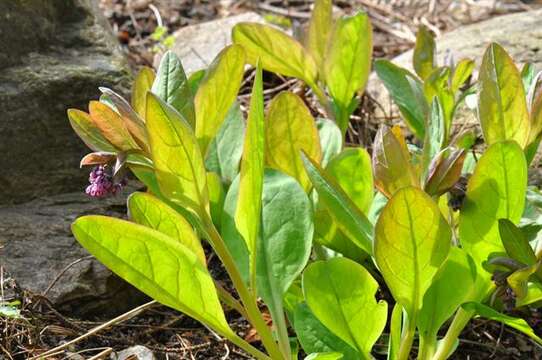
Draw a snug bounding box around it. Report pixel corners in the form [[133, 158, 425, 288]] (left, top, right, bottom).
[[266, 92, 322, 191], [146, 92, 209, 214], [89, 101, 140, 151], [232, 22, 318, 87], [424, 148, 466, 197], [478, 43, 530, 148], [195, 45, 246, 156], [67, 109, 116, 153]]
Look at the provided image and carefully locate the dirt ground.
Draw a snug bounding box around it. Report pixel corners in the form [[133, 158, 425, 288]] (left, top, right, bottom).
[[3, 0, 542, 359]]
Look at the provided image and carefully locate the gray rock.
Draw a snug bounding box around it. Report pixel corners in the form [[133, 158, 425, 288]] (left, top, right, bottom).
[[0, 188, 147, 318], [171, 12, 264, 74], [367, 9, 542, 122], [114, 346, 155, 360], [0, 0, 131, 204]]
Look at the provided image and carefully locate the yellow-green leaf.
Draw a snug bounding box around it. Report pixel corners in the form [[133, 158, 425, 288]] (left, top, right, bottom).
[[88, 101, 140, 151], [413, 25, 436, 80], [131, 66, 155, 119], [478, 43, 530, 148], [306, 0, 332, 72], [67, 109, 116, 153], [128, 192, 206, 265], [374, 186, 451, 317], [451, 59, 474, 94], [266, 92, 322, 191], [232, 22, 318, 86], [235, 62, 265, 276], [195, 45, 246, 156], [146, 92, 209, 213]]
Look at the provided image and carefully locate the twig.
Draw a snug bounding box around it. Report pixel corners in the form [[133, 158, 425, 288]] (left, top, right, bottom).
[[42, 256, 93, 297], [257, 3, 311, 19], [29, 300, 157, 359], [86, 348, 113, 360]]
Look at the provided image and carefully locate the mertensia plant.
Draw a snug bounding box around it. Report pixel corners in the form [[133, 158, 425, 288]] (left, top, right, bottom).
[[67, 0, 542, 359]]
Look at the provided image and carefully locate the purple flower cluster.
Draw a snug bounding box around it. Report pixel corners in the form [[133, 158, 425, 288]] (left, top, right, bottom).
[[86, 165, 126, 198]]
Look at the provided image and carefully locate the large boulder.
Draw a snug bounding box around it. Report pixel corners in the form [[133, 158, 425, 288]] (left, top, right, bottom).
[[0, 0, 131, 204], [0, 188, 147, 318]]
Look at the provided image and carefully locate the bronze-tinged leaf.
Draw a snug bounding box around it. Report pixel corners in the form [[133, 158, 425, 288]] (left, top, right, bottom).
[[424, 148, 466, 197], [67, 109, 116, 153], [89, 101, 140, 151], [80, 152, 115, 167]]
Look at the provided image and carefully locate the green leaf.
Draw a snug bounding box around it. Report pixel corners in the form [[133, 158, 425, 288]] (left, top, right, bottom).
[[316, 118, 343, 167], [205, 102, 245, 184], [72, 216, 233, 337], [459, 141, 527, 264], [188, 69, 206, 95], [146, 92, 209, 214], [302, 152, 374, 255], [387, 303, 403, 360], [306, 0, 332, 72], [462, 302, 542, 344], [451, 59, 474, 94], [152, 51, 195, 127], [423, 68, 454, 134], [127, 192, 206, 265], [372, 126, 418, 198], [207, 172, 225, 229], [507, 261, 541, 300], [89, 101, 140, 151], [235, 62, 264, 281], [266, 92, 322, 191], [498, 219, 537, 266], [327, 148, 373, 214], [418, 247, 478, 341], [521, 63, 536, 94], [478, 43, 530, 148], [413, 25, 435, 80], [232, 22, 318, 86], [258, 169, 314, 356], [303, 257, 387, 357], [294, 303, 360, 360], [67, 109, 116, 153], [374, 60, 428, 139], [374, 186, 451, 317], [195, 45, 246, 156], [305, 353, 344, 360], [324, 12, 372, 132], [422, 98, 446, 171], [132, 66, 155, 119], [516, 282, 542, 307]]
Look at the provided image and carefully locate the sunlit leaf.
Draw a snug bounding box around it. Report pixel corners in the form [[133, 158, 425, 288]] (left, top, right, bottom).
[[507, 261, 541, 300], [207, 171, 225, 229], [195, 45, 245, 156], [132, 66, 155, 118], [498, 219, 537, 266], [266, 92, 322, 191], [306, 0, 332, 72], [424, 148, 466, 197], [374, 186, 451, 317], [303, 257, 387, 357], [128, 192, 206, 265], [459, 141, 527, 265], [232, 22, 318, 86], [67, 109, 116, 153], [89, 101, 140, 151], [451, 59, 474, 94], [316, 118, 343, 167], [374, 60, 428, 139], [152, 51, 195, 127], [146, 92, 209, 213], [305, 353, 344, 360], [80, 152, 115, 167], [413, 25, 435, 80], [324, 11, 372, 132], [478, 43, 530, 148], [72, 216, 232, 337]]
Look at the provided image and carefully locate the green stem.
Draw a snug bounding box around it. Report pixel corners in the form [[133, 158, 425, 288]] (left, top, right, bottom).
[[431, 308, 474, 360], [202, 214, 283, 360], [215, 281, 248, 319], [418, 334, 437, 360], [229, 333, 272, 360], [397, 313, 416, 360]]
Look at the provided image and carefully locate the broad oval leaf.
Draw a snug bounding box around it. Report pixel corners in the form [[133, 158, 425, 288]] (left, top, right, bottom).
[[152, 51, 195, 127], [205, 102, 245, 184], [89, 101, 140, 151], [303, 257, 387, 357], [266, 92, 322, 191], [327, 148, 373, 213], [146, 92, 209, 213], [235, 62, 264, 277], [459, 141, 527, 264], [418, 247, 478, 341], [374, 60, 428, 139], [302, 152, 374, 255], [498, 219, 537, 266], [195, 45, 245, 156], [372, 126, 418, 198], [324, 11, 372, 131], [374, 186, 451, 316], [413, 25, 436, 80], [132, 66, 155, 119], [67, 109, 116, 153], [128, 192, 206, 265], [306, 0, 332, 72], [478, 43, 530, 148], [294, 303, 360, 360], [232, 22, 318, 86], [71, 215, 232, 337]]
